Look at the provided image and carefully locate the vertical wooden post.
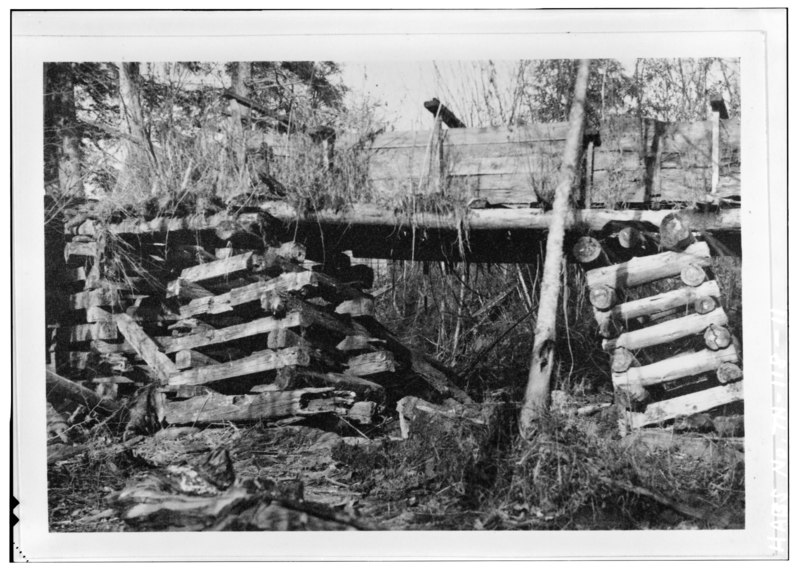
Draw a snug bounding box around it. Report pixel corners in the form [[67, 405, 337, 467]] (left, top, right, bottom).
[[519, 59, 591, 436]]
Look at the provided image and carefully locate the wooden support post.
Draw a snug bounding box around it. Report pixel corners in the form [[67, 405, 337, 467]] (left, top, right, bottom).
[[520, 59, 590, 435]]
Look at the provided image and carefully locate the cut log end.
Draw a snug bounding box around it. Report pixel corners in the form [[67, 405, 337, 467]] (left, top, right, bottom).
[[611, 348, 637, 373], [704, 324, 732, 350], [589, 285, 617, 311], [680, 263, 707, 287], [716, 362, 743, 385], [660, 213, 695, 251], [617, 227, 641, 250], [694, 296, 717, 315], [572, 236, 604, 264]]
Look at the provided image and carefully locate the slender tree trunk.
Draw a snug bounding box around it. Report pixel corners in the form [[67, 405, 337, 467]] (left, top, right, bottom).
[[519, 59, 590, 437], [44, 63, 84, 198], [118, 62, 160, 194], [228, 61, 252, 197]]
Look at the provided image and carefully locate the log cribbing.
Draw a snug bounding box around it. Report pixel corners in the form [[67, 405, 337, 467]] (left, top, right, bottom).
[[624, 381, 743, 430], [603, 307, 728, 352], [114, 313, 179, 382], [594, 280, 721, 332], [612, 345, 739, 388], [586, 241, 711, 291], [167, 347, 311, 387]]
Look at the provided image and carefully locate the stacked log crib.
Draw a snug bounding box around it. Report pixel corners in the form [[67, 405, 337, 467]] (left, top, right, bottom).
[[49, 217, 469, 432], [575, 216, 743, 434]]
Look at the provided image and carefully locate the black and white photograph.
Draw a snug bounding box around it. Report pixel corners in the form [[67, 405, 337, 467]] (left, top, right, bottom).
[[9, 8, 788, 561]]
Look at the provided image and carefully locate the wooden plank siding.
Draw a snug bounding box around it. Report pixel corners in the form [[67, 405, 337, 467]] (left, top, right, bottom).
[[363, 117, 740, 207]]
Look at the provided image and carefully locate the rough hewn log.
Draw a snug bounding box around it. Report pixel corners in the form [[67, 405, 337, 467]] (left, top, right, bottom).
[[179, 271, 367, 318], [613, 345, 739, 388], [623, 381, 743, 431], [167, 347, 311, 387], [586, 241, 711, 290], [716, 362, 743, 384], [64, 321, 118, 343], [175, 350, 220, 370], [114, 313, 179, 382], [163, 387, 354, 424], [603, 307, 728, 352], [344, 351, 398, 377], [595, 280, 721, 332], [335, 297, 375, 317], [179, 251, 255, 283], [46, 368, 120, 414], [353, 318, 471, 403], [103, 206, 741, 239]]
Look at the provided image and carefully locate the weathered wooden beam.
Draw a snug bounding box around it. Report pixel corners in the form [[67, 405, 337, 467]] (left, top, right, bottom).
[[179, 271, 367, 318], [179, 251, 255, 283], [353, 318, 471, 403], [335, 297, 375, 317], [158, 313, 302, 353], [114, 313, 179, 382], [46, 368, 120, 414], [586, 241, 711, 291], [623, 381, 742, 431], [167, 347, 311, 387], [70, 287, 121, 310], [163, 387, 354, 424], [613, 345, 739, 388], [603, 307, 728, 352], [64, 321, 118, 343], [175, 350, 220, 371], [344, 351, 398, 378], [104, 206, 741, 237]]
